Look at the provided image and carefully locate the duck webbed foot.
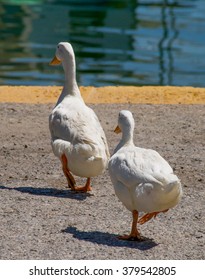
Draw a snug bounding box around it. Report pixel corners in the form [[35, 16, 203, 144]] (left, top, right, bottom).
[[73, 178, 92, 193], [118, 233, 142, 241], [118, 210, 143, 241], [138, 209, 169, 225]]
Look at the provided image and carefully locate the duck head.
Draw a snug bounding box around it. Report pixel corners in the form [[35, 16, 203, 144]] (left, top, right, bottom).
[[50, 42, 75, 65], [114, 110, 135, 135]]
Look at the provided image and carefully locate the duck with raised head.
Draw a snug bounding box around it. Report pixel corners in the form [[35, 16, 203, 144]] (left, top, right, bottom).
[[49, 42, 109, 192], [108, 110, 182, 240]]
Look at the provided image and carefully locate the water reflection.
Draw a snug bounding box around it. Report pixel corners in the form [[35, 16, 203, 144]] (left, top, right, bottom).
[[0, 0, 204, 87], [158, 0, 179, 85]]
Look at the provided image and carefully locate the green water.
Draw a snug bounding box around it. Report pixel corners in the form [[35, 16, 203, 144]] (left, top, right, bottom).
[[0, 0, 205, 87]]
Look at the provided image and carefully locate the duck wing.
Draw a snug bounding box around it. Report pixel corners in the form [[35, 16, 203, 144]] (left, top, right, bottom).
[[109, 147, 175, 188], [49, 100, 109, 159]]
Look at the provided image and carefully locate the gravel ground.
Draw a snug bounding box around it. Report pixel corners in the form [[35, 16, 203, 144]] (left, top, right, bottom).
[[0, 103, 204, 260]]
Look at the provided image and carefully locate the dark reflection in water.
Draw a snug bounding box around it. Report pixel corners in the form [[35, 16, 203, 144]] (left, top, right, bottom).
[[158, 0, 178, 85], [0, 0, 205, 87]]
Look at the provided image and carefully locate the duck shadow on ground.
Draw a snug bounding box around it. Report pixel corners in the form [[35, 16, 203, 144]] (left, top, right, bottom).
[[62, 226, 157, 250], [0, 185, 92, 201]]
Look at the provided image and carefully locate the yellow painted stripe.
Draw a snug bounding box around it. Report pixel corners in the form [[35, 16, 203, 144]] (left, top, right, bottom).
[[0, 86, 204, 104]]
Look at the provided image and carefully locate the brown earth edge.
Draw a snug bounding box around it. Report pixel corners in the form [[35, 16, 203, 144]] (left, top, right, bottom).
[[0, 102, 204, 259], [0, 85, 204, 259], [0, 85, 205, 104]]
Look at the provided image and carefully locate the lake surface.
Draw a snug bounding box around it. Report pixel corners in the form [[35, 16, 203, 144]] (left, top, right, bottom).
[[0, 0, 205, 87]]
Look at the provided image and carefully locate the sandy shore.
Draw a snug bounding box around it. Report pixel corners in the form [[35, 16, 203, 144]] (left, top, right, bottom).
[[0, 85, 205, 104], [0, 86, 204, 259]]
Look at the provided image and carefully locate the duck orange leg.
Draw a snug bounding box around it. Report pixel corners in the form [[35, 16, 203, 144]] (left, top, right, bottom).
[[138, 209, 169, 225], [118, 210, 142, 241], [61, 154, 76, 190], [61, 154, 92, 192]]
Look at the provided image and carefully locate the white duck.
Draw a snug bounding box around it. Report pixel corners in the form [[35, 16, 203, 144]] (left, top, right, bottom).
[[108, 110, 182, 240], [49, 42, 109, 192]]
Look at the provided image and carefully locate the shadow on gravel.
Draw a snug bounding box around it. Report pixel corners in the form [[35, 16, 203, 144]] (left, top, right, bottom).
[[0, 185, 91, 201], [62, 226, 157, 250]]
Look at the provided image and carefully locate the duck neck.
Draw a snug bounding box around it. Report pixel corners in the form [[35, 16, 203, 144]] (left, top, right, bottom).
[[121, 127, 134, 146], [57, 55, 82, 104], [115, 127, 134, 153]]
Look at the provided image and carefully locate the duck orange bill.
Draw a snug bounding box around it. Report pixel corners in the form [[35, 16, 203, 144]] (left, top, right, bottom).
[[49, 55, 61, 65], [114, 125, 121, 134]]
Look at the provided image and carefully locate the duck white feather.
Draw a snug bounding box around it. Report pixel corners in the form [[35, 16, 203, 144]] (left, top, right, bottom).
[[49, 42, 109, 192], [108, 110, 182, 240]]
